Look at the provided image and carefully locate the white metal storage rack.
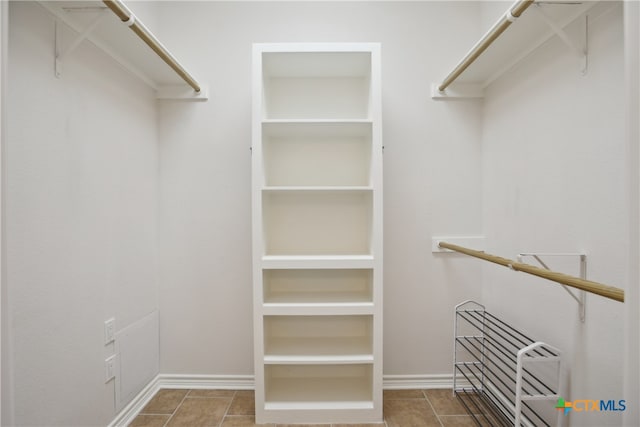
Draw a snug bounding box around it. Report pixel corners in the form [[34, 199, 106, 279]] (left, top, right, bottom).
[[454, 301, 563, 427], [252, 43, 383, 424]]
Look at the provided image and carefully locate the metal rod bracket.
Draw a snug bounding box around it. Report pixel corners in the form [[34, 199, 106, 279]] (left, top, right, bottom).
[[54, 9, 108, 78], [517, 253, 587, 322], [436, 241, 624, 303], [532, 4, 588, 75]]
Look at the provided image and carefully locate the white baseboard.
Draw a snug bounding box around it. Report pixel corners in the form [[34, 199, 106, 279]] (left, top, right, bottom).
[[108, 373, 456, 426], [157, 374, 255, 390], [108, 374, 161, 427], [383, 374, 454, 389]]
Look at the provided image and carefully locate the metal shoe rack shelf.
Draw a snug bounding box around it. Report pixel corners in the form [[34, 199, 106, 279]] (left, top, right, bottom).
[[453, 301, 563, 427]]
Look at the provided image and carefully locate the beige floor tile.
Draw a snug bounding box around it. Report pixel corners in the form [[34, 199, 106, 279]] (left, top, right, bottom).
[[235, 390, 255, 398], [424, 389, 467, 415], [275, 424, 328, 427], [137, 388, 480, 427], [383, 399, 441, 427], [140, 389, 189, 414], [383, 389, 425, 400], [438, 415, 478, 427], [473, 412, 507, 427], [228, 395, 255, 415], [166, 397, 231, 427], [222, 415, 273, 427], [453, 394, 505, 426], [333, 424, 385, 426], [128, 414, 171, 427], [454, 392, 495, 416], [188, 389, 236, 398]]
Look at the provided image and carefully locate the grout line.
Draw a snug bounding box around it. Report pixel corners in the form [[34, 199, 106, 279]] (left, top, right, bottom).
[[217, 390, 237, 427], [162, 390, 191, 427], [185, 395, 238, 399], [422, 390, 445, 427], [141, 389, 463, 427], [134, 412, 174, 416]]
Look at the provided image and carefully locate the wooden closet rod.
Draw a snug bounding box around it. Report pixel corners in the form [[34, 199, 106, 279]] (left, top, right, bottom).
[[437, 0, 534, 92], [102, 0, 201, 92], [438, 241, 625, 303]]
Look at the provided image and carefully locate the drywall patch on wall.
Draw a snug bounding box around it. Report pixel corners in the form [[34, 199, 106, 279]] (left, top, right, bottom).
[[115, 310, 159, 412]]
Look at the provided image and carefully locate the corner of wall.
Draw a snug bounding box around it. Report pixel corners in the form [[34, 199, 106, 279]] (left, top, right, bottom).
[[0, 1, 11, 424], [623, 0, 640, 424]]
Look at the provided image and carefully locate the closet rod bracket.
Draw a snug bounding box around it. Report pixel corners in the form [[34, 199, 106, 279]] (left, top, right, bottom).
[[55, 9, 109, 78], [531, 4, 588, 75], [517, 252, 587, 322]]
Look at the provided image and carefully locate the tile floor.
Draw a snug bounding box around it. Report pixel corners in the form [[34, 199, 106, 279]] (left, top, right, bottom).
[[128, 389, 479, 427]]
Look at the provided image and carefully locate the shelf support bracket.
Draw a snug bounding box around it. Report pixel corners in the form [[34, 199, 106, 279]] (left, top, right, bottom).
[[531, 4, 588, 75], [517, 253, 587, 322], [55, 10, 108, 78]]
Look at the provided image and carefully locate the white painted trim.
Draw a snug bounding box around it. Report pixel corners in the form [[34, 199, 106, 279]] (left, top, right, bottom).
[[0, 0, 6, 423], [432, 236, 486, 253], [157, 374, 255, 390], [107, 373, 459, 426], [114, 310, 160, 413], [156, 84, 209, 102], [383, 374, 455, 389], [430, 82, 484, 99], [255, 42, 381, 53], [108, 375, 253, 426], [108, 374, 161, 427], [623, 1, 640, 425]]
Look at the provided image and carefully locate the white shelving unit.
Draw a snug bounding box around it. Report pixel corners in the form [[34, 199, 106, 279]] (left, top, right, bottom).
[[252, 43, 383, 424]]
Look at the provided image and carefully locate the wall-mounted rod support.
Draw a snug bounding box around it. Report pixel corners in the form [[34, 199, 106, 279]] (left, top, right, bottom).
[[56, 9, 108, 78], [531, 4, 588, 74], [518, 253, 587, 322], [102, 0, 201, 92], [437, 241, 624, 303], [437, 0, 535, 92]]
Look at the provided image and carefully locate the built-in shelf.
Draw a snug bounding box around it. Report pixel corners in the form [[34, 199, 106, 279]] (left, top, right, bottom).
[[262, 121, 372, 187], [262, 304, 374, 316], [264, 295, 373, 304], [433, 0, 601, 98], [264, 400, 374, 411], [263, 119, 373, 125], [262, 51, 372, 120], [253, 43, 382, 424], [262, 268, 373, 305], [261, 255, 375, 269], [264, 317, 373, 360], [263, 187, 373, 192], [263, 191, 372, 256], [264, 354, 374, 365], [37, 0, 207, 100], [264, 364, 373, 405]]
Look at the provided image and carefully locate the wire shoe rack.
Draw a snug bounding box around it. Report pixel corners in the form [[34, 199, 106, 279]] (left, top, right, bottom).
[[453, 300, 563, 427]]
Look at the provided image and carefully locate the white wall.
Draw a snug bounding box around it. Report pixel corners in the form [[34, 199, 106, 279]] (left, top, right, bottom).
[[0, 0, 7, 423], [481, 3, 628, 426], [623, 0, 640, 424], [5, 2, 159, 425], [157, 1, 485, 378], [5, 1, 635, 426]]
